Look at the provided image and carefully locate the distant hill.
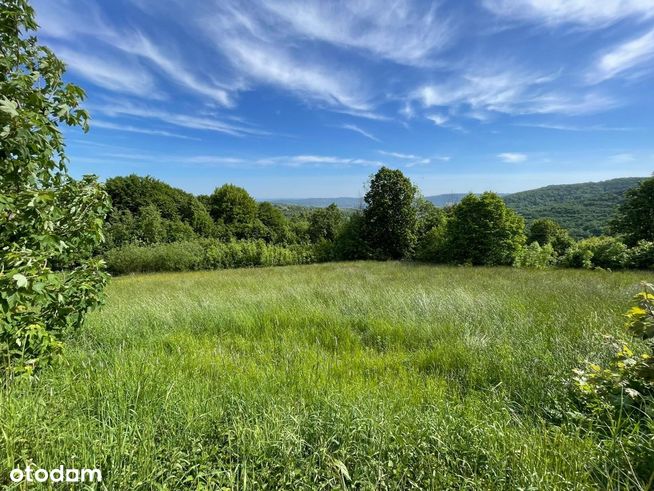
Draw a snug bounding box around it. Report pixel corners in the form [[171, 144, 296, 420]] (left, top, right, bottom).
[[269, 177, 646, 239], [503, 177, 645, 238], [270, 197, 363, 209]]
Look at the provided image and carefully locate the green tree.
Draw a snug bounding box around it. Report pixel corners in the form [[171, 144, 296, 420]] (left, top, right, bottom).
[[612, 176, 654, 246], [137, 205, 167, 244], [257, 202, 289, 243], [1, 1, 110, 377], [446, 193, 526, 265], [208, 184, 258, 226], [363, 167, 417, 259], [308, 203, 344, 243], [528, 218, 573, 256]]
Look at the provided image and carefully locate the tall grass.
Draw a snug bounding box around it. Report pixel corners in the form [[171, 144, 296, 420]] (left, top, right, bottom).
[[0, 262, 649, 489]]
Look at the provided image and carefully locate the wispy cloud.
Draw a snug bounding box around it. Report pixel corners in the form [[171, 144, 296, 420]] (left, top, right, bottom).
[[188, 154, 385, 167], [379, 151, 421, 160], [516, 122, 637, 132], [91, 119, 198, 140], [588, 28, 654, 83], [258, 0, 454, 66], [498, 152, 528, 163], [378, 150, 450, 167], [56, 47, 160, 98], [338, 124, 380, 142], [482, 0, 654, 27], [609, 152, 637, 163], [92, 101, 270, 137], [415, 65, 616, 118]]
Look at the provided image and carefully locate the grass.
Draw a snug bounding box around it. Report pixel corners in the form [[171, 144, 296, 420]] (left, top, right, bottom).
[[0, 262, 651, 489]]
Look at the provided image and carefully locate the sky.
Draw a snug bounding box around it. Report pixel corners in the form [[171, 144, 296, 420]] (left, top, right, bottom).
[[33, 0, 654, 199]]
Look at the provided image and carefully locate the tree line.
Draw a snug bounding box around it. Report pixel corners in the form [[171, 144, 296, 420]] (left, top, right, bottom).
[[101, 168, 654, 273]]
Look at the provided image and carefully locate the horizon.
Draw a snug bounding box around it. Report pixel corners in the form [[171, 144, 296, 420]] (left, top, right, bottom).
[[35, 0, 654, 198]]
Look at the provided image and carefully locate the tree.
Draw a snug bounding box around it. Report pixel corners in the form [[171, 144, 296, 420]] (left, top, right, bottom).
[[527, 218, 573, 256], [363, 167, 417, 259], [308, 203, 344, 243], [1, 1, 110, 377], [257, 202, 289, 243], [137, 205, 167, 244], [208, 184, 258, 226], [612, 177, 654, 246], [445, 193, 525, 265]]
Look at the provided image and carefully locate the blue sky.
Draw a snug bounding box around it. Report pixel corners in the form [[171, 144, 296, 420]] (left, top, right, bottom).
[[35, 0, 654, 198]]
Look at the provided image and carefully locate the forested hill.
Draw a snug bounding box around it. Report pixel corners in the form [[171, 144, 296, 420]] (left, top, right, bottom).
[[503, 177, 645, 238], [271, 177, 646, 238]]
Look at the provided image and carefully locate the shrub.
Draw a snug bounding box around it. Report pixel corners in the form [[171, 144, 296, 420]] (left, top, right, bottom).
[[577, 236, 629, 269], [1, 3, 110, 378], [514, 242, 555, 269], [104, 240, 316, 274], [628, 241, 654, 270], [572, 282, 654, 484]]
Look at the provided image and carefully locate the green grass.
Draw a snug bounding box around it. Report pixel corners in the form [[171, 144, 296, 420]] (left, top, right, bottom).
[[1, 262, 651, 489]]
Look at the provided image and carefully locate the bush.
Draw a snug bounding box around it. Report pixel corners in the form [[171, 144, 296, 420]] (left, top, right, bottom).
[[628, 241, 654, 270], [514, 242, 556, 269], [572, 282, 654, 484], [104, 240, 317, 274], [578, 236, 629, 269]]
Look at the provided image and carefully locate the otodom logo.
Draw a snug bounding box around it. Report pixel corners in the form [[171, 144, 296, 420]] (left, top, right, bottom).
[[9, 465, 102, 484]]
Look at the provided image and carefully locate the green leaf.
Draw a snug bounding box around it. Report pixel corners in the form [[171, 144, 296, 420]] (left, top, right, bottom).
[[12, 274, 28, 289]]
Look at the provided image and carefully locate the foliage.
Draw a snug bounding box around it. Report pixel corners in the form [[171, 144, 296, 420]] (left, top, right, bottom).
[[445, 192, 526, 265], [572, 282, 654, 484], [527, 218, 573, 256], [628, 241, 654, 270], [308, 203, 344, 243], [104, 240, 316, 274], [612, 176, 654, 246], [363, 167, 417, 259], [0, 1, 110, 378], [514, 242, 556, 269], [333, 213, 370, 260], [504, 177, 644, 239], [208, 184, 258, 227], [574, 236, 629, 270], [257, 202, 289, 243]]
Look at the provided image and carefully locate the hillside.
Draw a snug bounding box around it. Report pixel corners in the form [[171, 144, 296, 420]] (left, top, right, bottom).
[[503, 177, 645, 238], [270, 177, 646, 238]]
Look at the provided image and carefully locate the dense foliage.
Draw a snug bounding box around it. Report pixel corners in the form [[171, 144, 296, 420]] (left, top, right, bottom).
[[442, 192, 526, 265], [572, 282, 654, 484], [0, 0, 110, 378], [504, 177, 644, 238], [363, 167, 417, 259], [612, 176, 654, 246]]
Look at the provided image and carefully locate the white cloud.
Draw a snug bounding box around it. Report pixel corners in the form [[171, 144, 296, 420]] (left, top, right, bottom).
[[498, 152, 528, 163], [258, 0, 453, 66], [91, 120, 198, 140], [56, 47, 159, 98], [482, 0, 654, 27], [609, 152, 637, 163], [339, 124, 380, 142], [426, 113, 450, 126], [92, 102, 270, 137], [415, 65, 616, 117], [259, 155, 384, 167], [379, 151, 421, 160], [588, 28, 654, 83]]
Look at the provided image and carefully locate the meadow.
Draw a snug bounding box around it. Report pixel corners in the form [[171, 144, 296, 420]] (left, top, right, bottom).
[[0, 262, 650, 489]]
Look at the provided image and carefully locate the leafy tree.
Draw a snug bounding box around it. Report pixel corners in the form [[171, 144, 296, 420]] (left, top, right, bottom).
[[208, 184, 258, 227], [308, 203, 344, 243], [363, 167, 417, 259], [1, 1, 110, 377], [166, 219, 197, 243], [257, 202, 289, 243], [446, 193, 525, 265], [612, 176, 654, 246], [333, 213, 370, 260], [415, 197, 445, 241], [105, 209, 136, 248], [528, 218, 574, 256], [137, 205, 166, 244]]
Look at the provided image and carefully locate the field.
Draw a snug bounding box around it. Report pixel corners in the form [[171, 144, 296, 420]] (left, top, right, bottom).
[[0, 262, 650, 489]]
